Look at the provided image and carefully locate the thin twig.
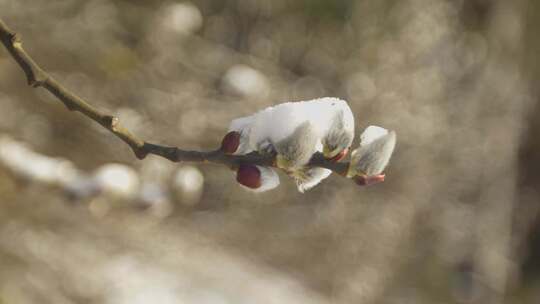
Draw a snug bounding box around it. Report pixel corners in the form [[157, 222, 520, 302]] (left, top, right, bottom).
[[0, 18, 350, 176]]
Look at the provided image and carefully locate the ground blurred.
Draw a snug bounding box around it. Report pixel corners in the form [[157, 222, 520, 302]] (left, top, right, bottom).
[[0, 0, 539, 303]]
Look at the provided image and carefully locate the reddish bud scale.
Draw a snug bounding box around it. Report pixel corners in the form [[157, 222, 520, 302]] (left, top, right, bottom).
[[221, 131, 241, 154], [330, 148, 349, 162], [236, 164, 262, 189], [354, 174, 385, 186]]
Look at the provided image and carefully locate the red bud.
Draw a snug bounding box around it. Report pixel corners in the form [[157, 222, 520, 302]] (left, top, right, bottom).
[[329, 148, 349, 162], [354, 174, 385, 186], [221, 131, 241, 154], [236, 164, 262, 189]]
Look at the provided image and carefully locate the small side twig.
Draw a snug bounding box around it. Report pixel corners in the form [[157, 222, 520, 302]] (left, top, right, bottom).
[[0, 18, 350, 176]]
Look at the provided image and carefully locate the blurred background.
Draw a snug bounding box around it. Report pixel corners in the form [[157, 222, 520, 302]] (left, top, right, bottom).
[[0, 0, 538, 303]]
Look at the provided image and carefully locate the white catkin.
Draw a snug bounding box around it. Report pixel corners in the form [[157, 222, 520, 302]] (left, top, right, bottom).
[[350, 128, 397, 176]]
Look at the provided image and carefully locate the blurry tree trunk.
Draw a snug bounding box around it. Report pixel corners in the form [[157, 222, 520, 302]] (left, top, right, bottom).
[[468, 1, 529, 302], [513, 0, 540, 299]]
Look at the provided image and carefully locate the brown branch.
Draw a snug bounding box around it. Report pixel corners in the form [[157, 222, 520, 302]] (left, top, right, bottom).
[[0, 18, 350, 176]]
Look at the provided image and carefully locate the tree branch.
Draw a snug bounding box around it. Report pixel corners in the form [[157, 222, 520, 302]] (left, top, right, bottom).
[[0, 18, 350, 176]]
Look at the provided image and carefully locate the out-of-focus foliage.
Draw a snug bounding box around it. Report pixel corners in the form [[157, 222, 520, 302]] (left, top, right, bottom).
[[0, 0, 538, 303]]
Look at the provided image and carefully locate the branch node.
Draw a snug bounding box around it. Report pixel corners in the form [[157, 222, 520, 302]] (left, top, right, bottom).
[[29, 77, 46, 88], [9, 32, 20, 45], [103, 115, 119, 130], [134, 147, 148, 160]]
